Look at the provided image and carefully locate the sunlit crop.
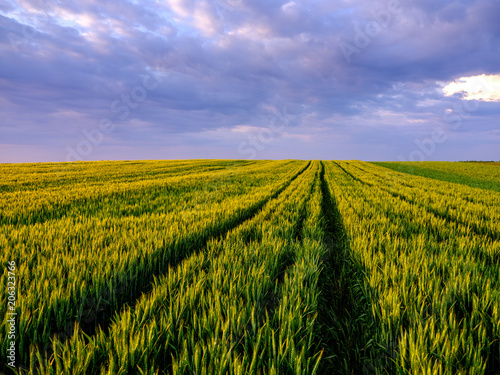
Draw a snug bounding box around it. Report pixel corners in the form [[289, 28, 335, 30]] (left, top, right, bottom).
[[1, 160, 498, 374]]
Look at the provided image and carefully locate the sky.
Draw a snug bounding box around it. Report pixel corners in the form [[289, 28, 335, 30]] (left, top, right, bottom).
[[1, 0, 499, 163]]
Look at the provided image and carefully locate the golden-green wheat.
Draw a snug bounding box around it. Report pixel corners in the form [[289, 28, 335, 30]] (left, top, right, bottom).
[[0, 160, 498, 374]]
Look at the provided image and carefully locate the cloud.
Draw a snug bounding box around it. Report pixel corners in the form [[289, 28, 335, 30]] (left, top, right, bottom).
[[443, 74, 500, 102], [0, 0, 499, 162]]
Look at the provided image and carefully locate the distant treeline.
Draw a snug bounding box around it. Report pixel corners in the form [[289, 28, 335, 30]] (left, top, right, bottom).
[[460, 160, 500, 162]]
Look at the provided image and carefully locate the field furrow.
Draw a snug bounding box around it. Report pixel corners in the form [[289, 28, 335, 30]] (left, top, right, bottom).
[[314, 161, 377, 374]]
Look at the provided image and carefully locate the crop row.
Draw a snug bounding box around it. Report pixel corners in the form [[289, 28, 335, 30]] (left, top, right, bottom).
[[374, 161, 500, 192], [323, 161, 500, 374], [0, 160, 309, 371], [31, 161, 330, 374]]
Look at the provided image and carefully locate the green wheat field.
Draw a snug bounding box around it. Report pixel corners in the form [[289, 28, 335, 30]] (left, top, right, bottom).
[[1, 160, 499, 374]]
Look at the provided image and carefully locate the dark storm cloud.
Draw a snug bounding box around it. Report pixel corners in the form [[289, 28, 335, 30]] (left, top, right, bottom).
[[0, 0, 499, 162]]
